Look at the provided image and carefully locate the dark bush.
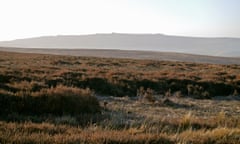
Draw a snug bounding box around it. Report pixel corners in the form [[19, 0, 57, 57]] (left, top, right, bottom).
[[0, 85, 100, 116]]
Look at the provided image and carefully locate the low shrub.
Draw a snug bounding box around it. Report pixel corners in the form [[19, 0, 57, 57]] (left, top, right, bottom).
[[0, 85, 100, 115]]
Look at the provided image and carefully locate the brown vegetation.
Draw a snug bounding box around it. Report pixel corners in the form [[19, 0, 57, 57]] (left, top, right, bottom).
[[0, 51, 239, 98], [0, 84, 100, 115], [0, 51, 240, 143]]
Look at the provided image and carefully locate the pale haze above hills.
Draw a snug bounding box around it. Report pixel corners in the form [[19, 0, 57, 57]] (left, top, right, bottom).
[[0, 33, 240, 57]]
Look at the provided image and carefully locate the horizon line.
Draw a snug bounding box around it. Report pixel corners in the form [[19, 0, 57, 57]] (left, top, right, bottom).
[[1, 32, 240, 42]]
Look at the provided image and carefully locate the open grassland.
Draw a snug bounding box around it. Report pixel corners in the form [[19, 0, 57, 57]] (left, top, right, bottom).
[[0, 51, 240, 143], [1, 96, 240, 143], [0, 51, 240, 98]]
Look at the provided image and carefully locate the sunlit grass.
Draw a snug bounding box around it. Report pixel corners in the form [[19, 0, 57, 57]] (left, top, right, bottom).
[[0, 51, 240, 143]]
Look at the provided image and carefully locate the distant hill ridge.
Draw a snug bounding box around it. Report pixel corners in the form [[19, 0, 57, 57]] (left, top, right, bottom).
[[1, 47, 240, 65], [0, 33, 240, 57]]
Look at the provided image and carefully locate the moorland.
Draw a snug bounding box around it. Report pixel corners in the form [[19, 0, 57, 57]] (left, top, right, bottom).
[[0, 50, 240, 143]]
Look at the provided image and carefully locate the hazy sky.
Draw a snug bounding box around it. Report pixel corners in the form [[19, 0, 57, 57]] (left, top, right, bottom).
[[0, 0, 239, 41]]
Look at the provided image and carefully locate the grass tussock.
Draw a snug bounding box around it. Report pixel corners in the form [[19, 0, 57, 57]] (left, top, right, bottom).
[[177, 128, 240, 144], [0, 85, 100, 115]]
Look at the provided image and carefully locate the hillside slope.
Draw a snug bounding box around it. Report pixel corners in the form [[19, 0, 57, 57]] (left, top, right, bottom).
[[1, 47, 240, 65], [0, 33, 240, 57]]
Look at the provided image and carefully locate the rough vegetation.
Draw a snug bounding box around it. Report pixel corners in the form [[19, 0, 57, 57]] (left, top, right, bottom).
[[0, 51, 239, 98], [0, 51, 240, 143], [0, 85, 100, 115]]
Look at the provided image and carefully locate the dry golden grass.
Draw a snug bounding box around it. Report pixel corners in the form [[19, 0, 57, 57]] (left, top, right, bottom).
[[0, 120, 240, 143], [0, 51, 240, 97], [1, 51, 240, 143]]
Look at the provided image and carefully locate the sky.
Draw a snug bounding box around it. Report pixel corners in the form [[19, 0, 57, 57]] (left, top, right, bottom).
[[0, 0, 239, 41]]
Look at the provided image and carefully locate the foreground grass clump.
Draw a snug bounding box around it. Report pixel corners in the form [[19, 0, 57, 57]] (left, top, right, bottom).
[[0, 121, 240, 144], [0, 122, 173, 144], [0, 85, 100, 115]]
